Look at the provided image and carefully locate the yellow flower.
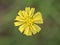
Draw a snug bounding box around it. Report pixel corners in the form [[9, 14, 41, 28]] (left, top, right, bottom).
[[14, 7, 43, 36]]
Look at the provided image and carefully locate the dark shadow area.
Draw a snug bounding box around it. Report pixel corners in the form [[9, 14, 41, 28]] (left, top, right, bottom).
[[0, 0, 15, 12]]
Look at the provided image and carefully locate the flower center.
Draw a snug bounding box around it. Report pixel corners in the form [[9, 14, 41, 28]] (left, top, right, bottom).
[[25, 16, 33, 26]]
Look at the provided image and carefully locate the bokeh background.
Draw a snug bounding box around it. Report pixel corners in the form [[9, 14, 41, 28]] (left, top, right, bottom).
[[0, 0, 60, 45]]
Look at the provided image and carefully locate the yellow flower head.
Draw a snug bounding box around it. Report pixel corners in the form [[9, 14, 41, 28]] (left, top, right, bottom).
[[14, 7, 43, 36]]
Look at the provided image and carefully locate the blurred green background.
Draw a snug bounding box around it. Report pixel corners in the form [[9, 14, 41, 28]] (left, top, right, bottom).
[[0, 0, 60, 45]]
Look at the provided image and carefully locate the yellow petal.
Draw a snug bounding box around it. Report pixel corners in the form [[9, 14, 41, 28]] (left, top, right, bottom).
[[29, 8, 35, 16], [18, 10, 28, 18], [18, 10, 24, 17], [25, 7, 30, 15], [14, 22, 23, 26], [15, 16, 24, 21], [22, 10, 28, 18], [24, 26, 32, 36], [18, 24, 26, 33], [33, 12, 43, 24], [30, 26, 37, 35], [33, 20, 43, 24], [31, 24, 41, 34]]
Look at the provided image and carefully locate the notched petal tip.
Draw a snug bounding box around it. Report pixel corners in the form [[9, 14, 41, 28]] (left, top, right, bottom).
[[23, 26, 32, 36], [18, 10, 22, 15], [18, 24, 26, 33], [14, 22, 20, 26], [31, 24, 41, 34], [29, 8, 35, 16], [33, 12, 43, 24]]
